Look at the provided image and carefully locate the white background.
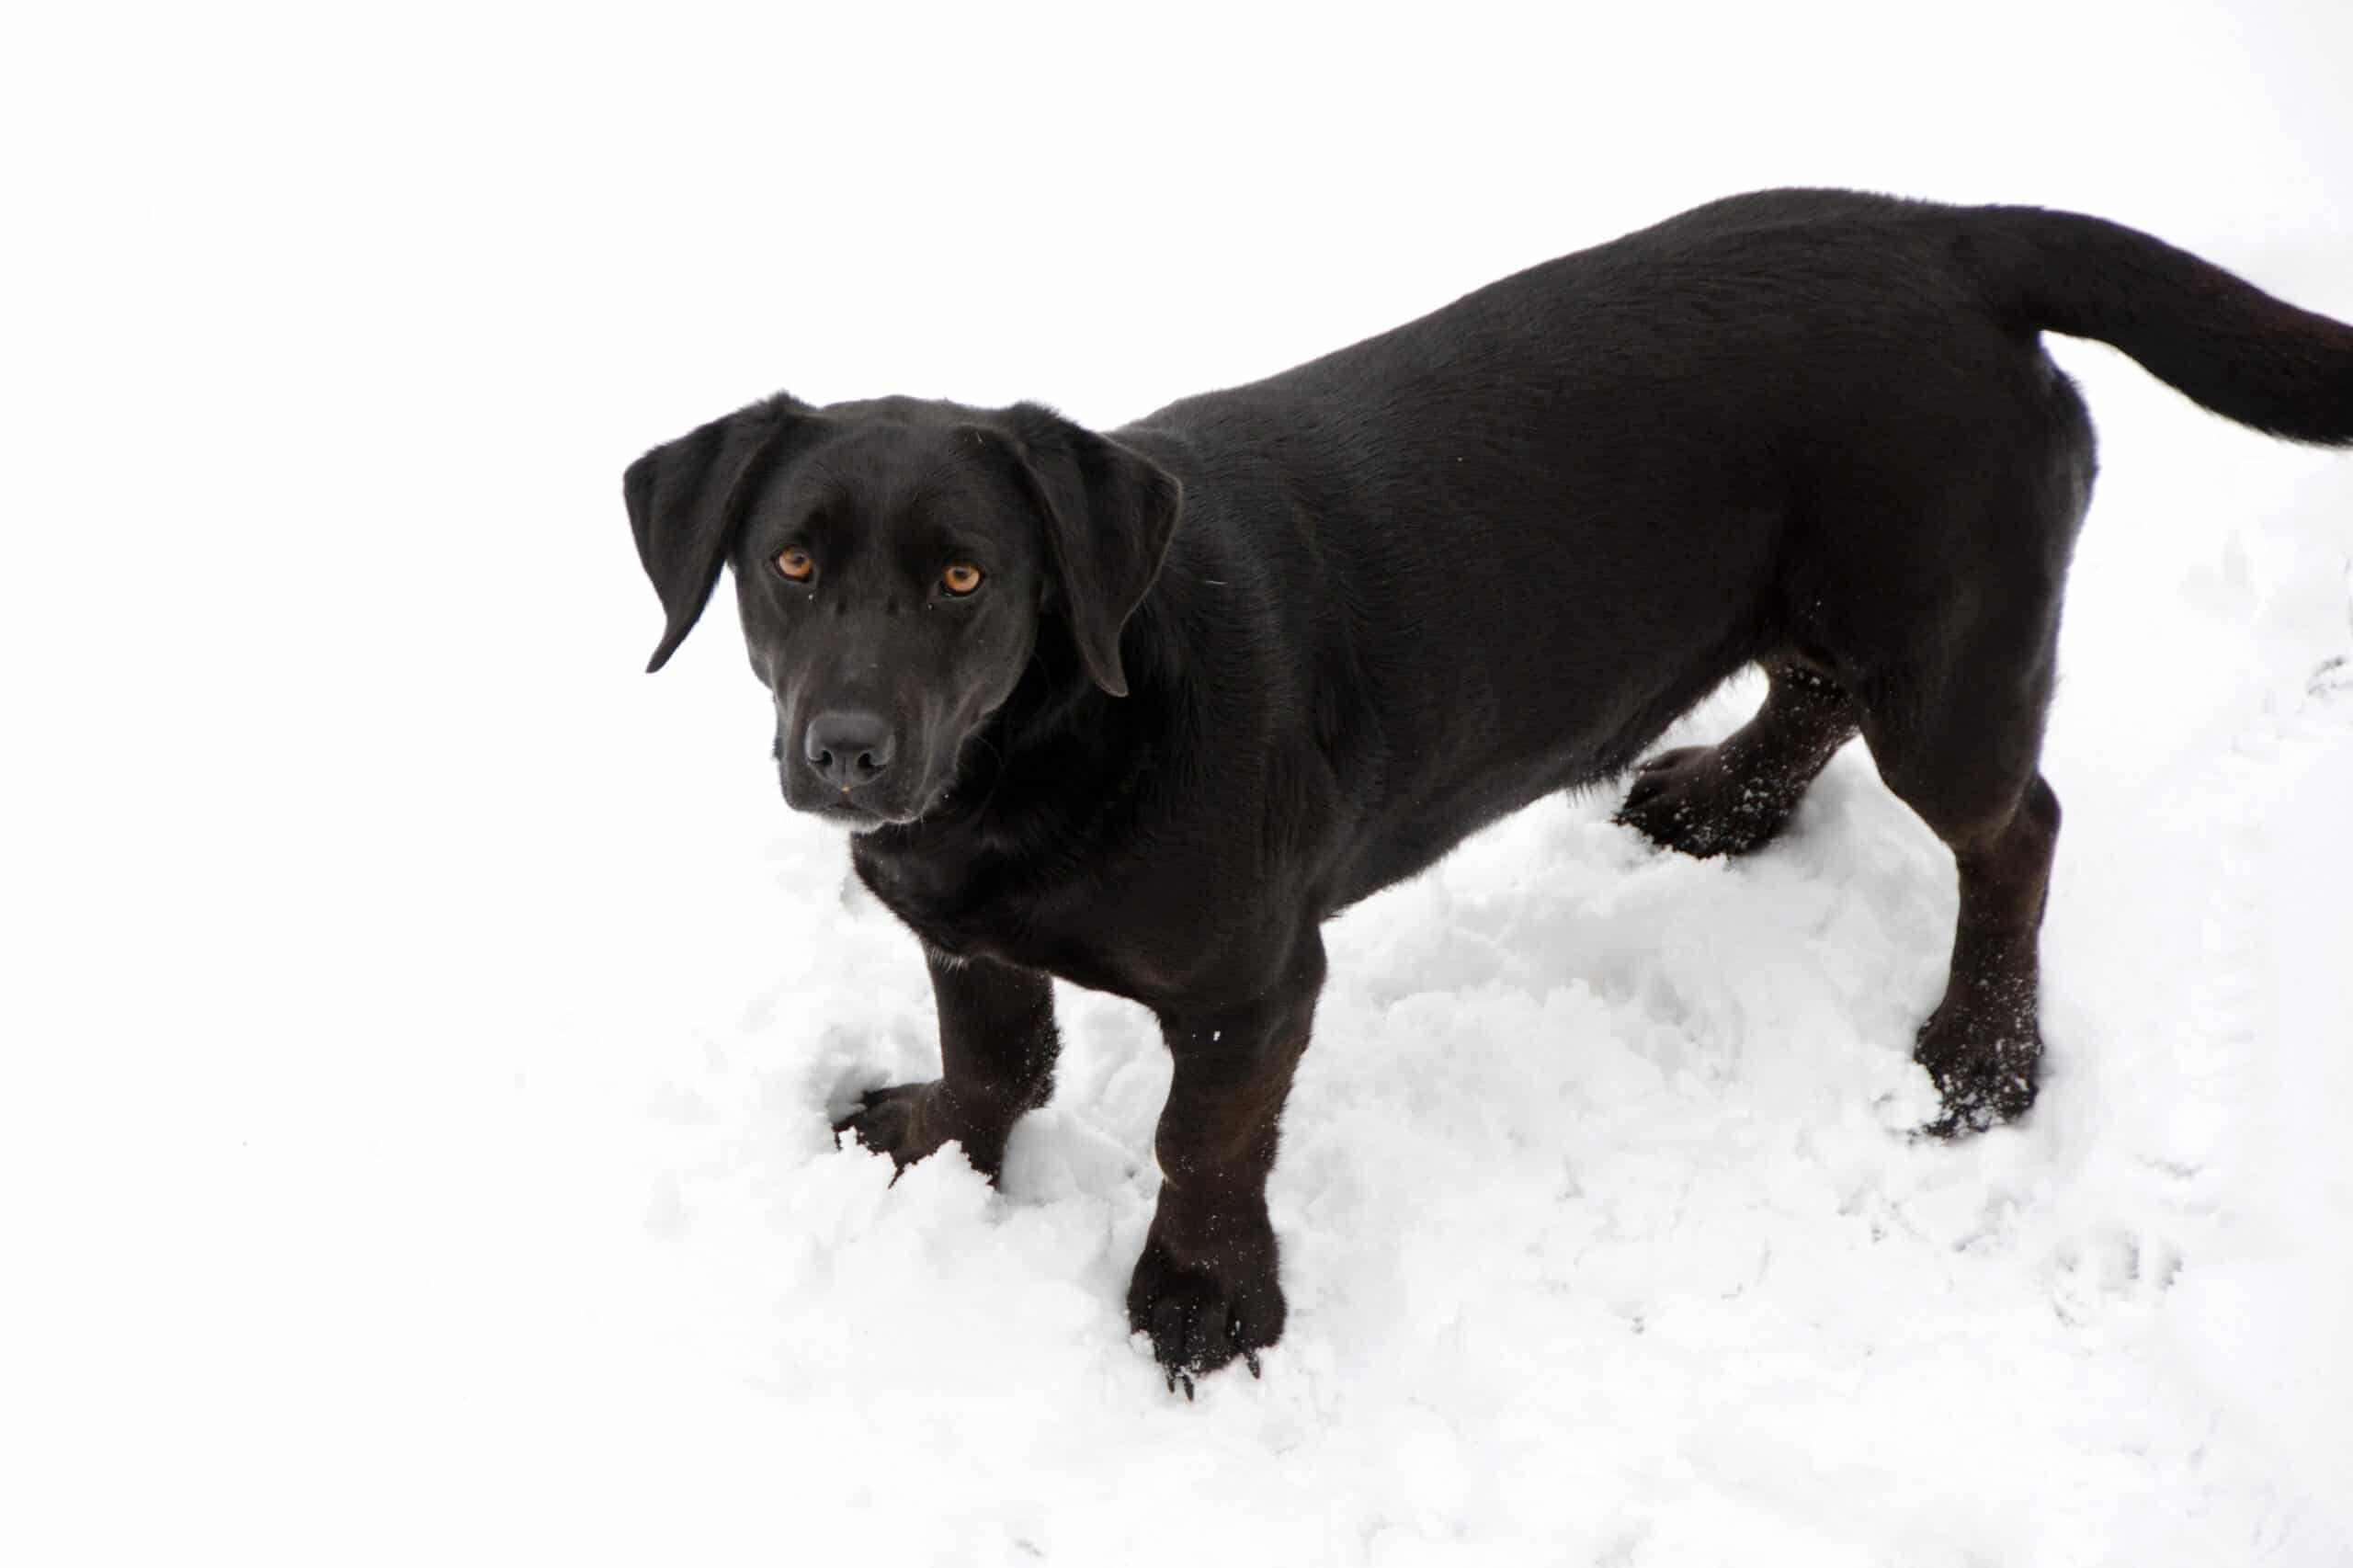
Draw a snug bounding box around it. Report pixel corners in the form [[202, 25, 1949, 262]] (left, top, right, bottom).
[[6, 3, 2351, 1563]]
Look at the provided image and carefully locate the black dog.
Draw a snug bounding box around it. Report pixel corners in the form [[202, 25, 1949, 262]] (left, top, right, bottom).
[[627, 188, 2353, 1392]]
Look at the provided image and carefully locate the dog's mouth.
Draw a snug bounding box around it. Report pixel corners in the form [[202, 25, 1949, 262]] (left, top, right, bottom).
[[810, 796, 888, 829], [799, 792, 908, 832], [792, 777, 959, 833]]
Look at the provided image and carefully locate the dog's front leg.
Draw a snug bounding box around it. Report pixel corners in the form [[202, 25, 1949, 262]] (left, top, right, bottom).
[[833, 949, 1059, 1182], [1130, 932, 1326, 1393]]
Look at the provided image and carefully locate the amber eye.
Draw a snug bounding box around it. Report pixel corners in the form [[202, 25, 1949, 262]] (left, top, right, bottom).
[[940, 561, 983, 597], [776, 546, 814, 583]]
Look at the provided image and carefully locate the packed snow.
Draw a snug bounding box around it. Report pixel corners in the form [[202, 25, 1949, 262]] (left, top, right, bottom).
[[6, 6, 2351, 1564]]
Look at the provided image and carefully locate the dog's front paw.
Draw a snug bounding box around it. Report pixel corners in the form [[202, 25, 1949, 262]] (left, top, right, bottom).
[[1616, 744, 1798, 858], [1126, 1229, 1285, 1396], [1913, 1000, 2041, 1138], [833, 1081, 1011, 1179]]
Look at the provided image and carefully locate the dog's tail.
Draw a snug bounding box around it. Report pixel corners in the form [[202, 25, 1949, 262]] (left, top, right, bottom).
[[1972, 206, 2353, 446]]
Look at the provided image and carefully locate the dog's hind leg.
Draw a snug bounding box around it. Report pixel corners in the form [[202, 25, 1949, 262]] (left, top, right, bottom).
[[1852, 597, 2065, 1136], [1617, 658, 1858, 857], [1904, 770, 2061, 1135]]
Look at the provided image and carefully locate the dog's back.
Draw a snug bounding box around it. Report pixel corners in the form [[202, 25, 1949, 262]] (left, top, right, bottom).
[[1116, 191, 2179, 908]]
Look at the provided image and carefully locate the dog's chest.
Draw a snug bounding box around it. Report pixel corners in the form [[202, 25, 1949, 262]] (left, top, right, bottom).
[[853, 843, 1184, 1005]]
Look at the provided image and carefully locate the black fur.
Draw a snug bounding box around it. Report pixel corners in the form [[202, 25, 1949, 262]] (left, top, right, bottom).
[[626, 188, 2353, 1389]]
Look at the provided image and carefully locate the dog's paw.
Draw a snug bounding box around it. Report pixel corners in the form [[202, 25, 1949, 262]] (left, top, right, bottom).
[[833, 1081, 1007, 1180], [1126, 1233, 1285, 1396], [1615, 744, 1797, 858], [1912, 1000, 2041, 1138]]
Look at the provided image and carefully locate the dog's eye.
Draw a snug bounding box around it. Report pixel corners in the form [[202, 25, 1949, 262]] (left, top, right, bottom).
[[776, 547, 815, 583], [941, 562, 984, 597]]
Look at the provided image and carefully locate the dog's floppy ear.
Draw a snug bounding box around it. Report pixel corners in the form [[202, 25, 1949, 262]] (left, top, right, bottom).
[[625, 393, 820, 673], [1004, 403, 1182, 698]]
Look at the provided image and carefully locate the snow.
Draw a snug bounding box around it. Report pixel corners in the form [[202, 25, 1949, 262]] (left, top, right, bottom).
[[6, 6, 2352, 1565]]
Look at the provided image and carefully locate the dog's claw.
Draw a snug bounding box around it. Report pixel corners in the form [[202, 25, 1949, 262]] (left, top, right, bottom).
[[1182, 1372, 1195, 1402], [1244, 1348, 1262, 1379]]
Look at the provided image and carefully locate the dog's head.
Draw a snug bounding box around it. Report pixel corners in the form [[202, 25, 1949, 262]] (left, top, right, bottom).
[[627, 394, 1181, 830]]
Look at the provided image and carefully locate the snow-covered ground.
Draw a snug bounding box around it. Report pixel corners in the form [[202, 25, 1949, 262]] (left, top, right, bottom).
[[6, 6, 2352, 1564]]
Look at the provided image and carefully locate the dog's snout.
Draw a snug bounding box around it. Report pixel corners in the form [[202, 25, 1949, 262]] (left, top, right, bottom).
[[803, 710, 897, 788]]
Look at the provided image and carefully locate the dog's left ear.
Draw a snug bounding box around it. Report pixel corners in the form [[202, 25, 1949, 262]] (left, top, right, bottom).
[[625, 393, 820, 673], [1004, 403, 1182, 698]]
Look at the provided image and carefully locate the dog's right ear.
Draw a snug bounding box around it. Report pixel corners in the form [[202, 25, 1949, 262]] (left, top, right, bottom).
[[625, 393, 820, 672]]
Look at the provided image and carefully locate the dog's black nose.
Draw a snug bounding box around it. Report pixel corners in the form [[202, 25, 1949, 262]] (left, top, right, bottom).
[[803, 710, 897, 788]]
